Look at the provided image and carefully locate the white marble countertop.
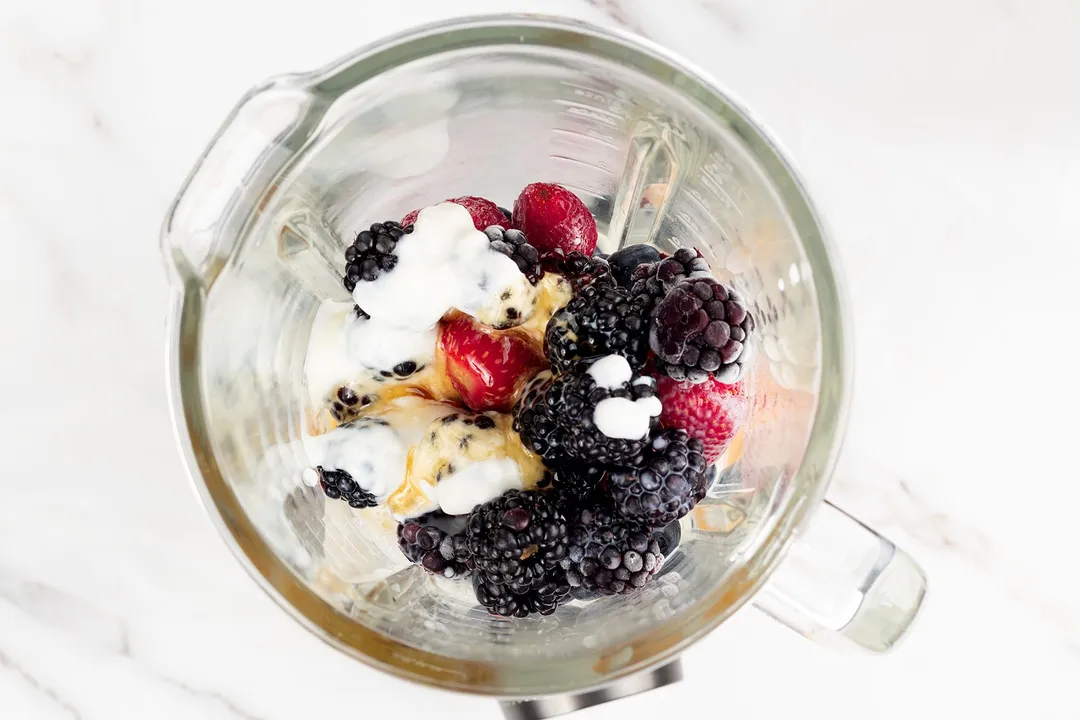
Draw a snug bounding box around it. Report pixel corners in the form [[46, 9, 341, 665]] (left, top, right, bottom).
[[2, 0, 1078, 717]]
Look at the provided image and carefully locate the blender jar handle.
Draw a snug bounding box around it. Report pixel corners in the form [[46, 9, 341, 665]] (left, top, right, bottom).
[[160, 79, 324, 288], [753, 499, 927, 652]]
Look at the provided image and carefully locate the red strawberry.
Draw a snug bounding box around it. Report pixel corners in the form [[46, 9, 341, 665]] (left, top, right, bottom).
[[401, 196, 507, 231], [512, 182, 597, 259], [437, 312, 547, 413], [655, 374, 749, 463]]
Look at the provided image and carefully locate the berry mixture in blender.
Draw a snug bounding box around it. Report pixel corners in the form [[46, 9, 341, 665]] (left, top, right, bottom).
[[301, 183, 753, 617]]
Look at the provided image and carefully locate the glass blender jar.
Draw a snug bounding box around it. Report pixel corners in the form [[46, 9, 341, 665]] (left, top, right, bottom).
[[162, 14, 926, 717]]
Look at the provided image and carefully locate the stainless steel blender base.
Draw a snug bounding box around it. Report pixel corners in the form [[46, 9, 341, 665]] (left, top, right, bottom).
[[498, 660, 683, 719]]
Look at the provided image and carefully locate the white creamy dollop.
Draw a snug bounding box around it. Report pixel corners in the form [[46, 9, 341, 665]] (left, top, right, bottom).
[[432, 458, 525, 516], [303, 398, 456, 501], [386, 412, 546, 520], [587, 355, 662, 440], [594, 395, 663, 439], [350, 203, 529, 331], [304, 300, 436, 404], [587, 354, 634, 389], [305, 418, 407, 499]]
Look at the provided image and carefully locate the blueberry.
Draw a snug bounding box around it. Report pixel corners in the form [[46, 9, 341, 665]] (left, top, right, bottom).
[[608, 244, 662, 288]]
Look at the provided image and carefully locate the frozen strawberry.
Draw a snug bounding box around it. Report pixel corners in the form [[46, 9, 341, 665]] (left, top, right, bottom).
[[437, 312, 547, 413], [512, 183, 597, 259], [401, 196, 506, 232], [655, 374, 749, 464]]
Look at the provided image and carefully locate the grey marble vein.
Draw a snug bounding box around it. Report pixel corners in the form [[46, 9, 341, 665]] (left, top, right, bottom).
[[693, 0, 745, 36], [0, 648, 84, 720], [0, 568, 130, 657], [582, 0, 652, 38], [158, 676, 266, 720], [836, 463, 1080, 654]]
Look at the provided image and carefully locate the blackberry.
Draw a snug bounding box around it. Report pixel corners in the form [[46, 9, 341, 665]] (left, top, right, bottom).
[[552, 251, 614, 292], [497, 206, 513, 223], [513, 368, 660, 468], [398, 517, 472, 579], [539, 465, 606, 516], [467, 490, 570, 617], [650, 277, 755, 384], [629, 247, 711, 313], [607, 244, 661, 289], [544, 282, 650, 374], [652, 519, 682, 558], [472, 574, 569, 617], [562, 505, 663, 595], [609, 429, 707, 528], [316, 466, 377, 509], [695, 464, 722, 504], [483, 225, 543, 284], [342, 220, 413, 292]]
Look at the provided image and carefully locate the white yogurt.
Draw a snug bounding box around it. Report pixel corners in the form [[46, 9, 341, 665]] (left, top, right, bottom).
[[303, 398, 455, 501], [587, 356, 663, 440], [304, 419, 406, 499], [594, 395, 662, 440], [433, 458, 525, 516], [304, 300, 436, 404], [350, 203, 528, 331], [587, 354, 634, 389]]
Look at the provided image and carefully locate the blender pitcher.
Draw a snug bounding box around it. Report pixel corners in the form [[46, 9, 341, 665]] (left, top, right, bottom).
[[162, 15, 927, 716]]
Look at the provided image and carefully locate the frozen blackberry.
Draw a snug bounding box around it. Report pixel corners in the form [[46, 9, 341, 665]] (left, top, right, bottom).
[[629, 247, 711, 313], [483, 225, 543, 284], [539, 465, 606, 516], [652, 519, 682, 558], [316, 466, 377, 509], [513, 367, 660, 468], [552, 251, 614, 292], [342, 220, 413, 292], [544, 282, 650, 374], [467, 490, 570, 617], [562, 505, 663, 595], [609, 429, 707, 528], [695, 464, 722, 504], [651, 277, 755, 384], [607, 244, 661, 289], [398, 517, 472, 579], [497, 205, 513, 223], [472, 574, 569, 617]]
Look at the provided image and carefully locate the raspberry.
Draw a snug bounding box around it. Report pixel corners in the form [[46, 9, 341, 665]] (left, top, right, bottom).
[[655, 374, 749, 464], [512, 183, 598, 259], [401, 196, 506, 231], [651, 277, 755, 384]]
